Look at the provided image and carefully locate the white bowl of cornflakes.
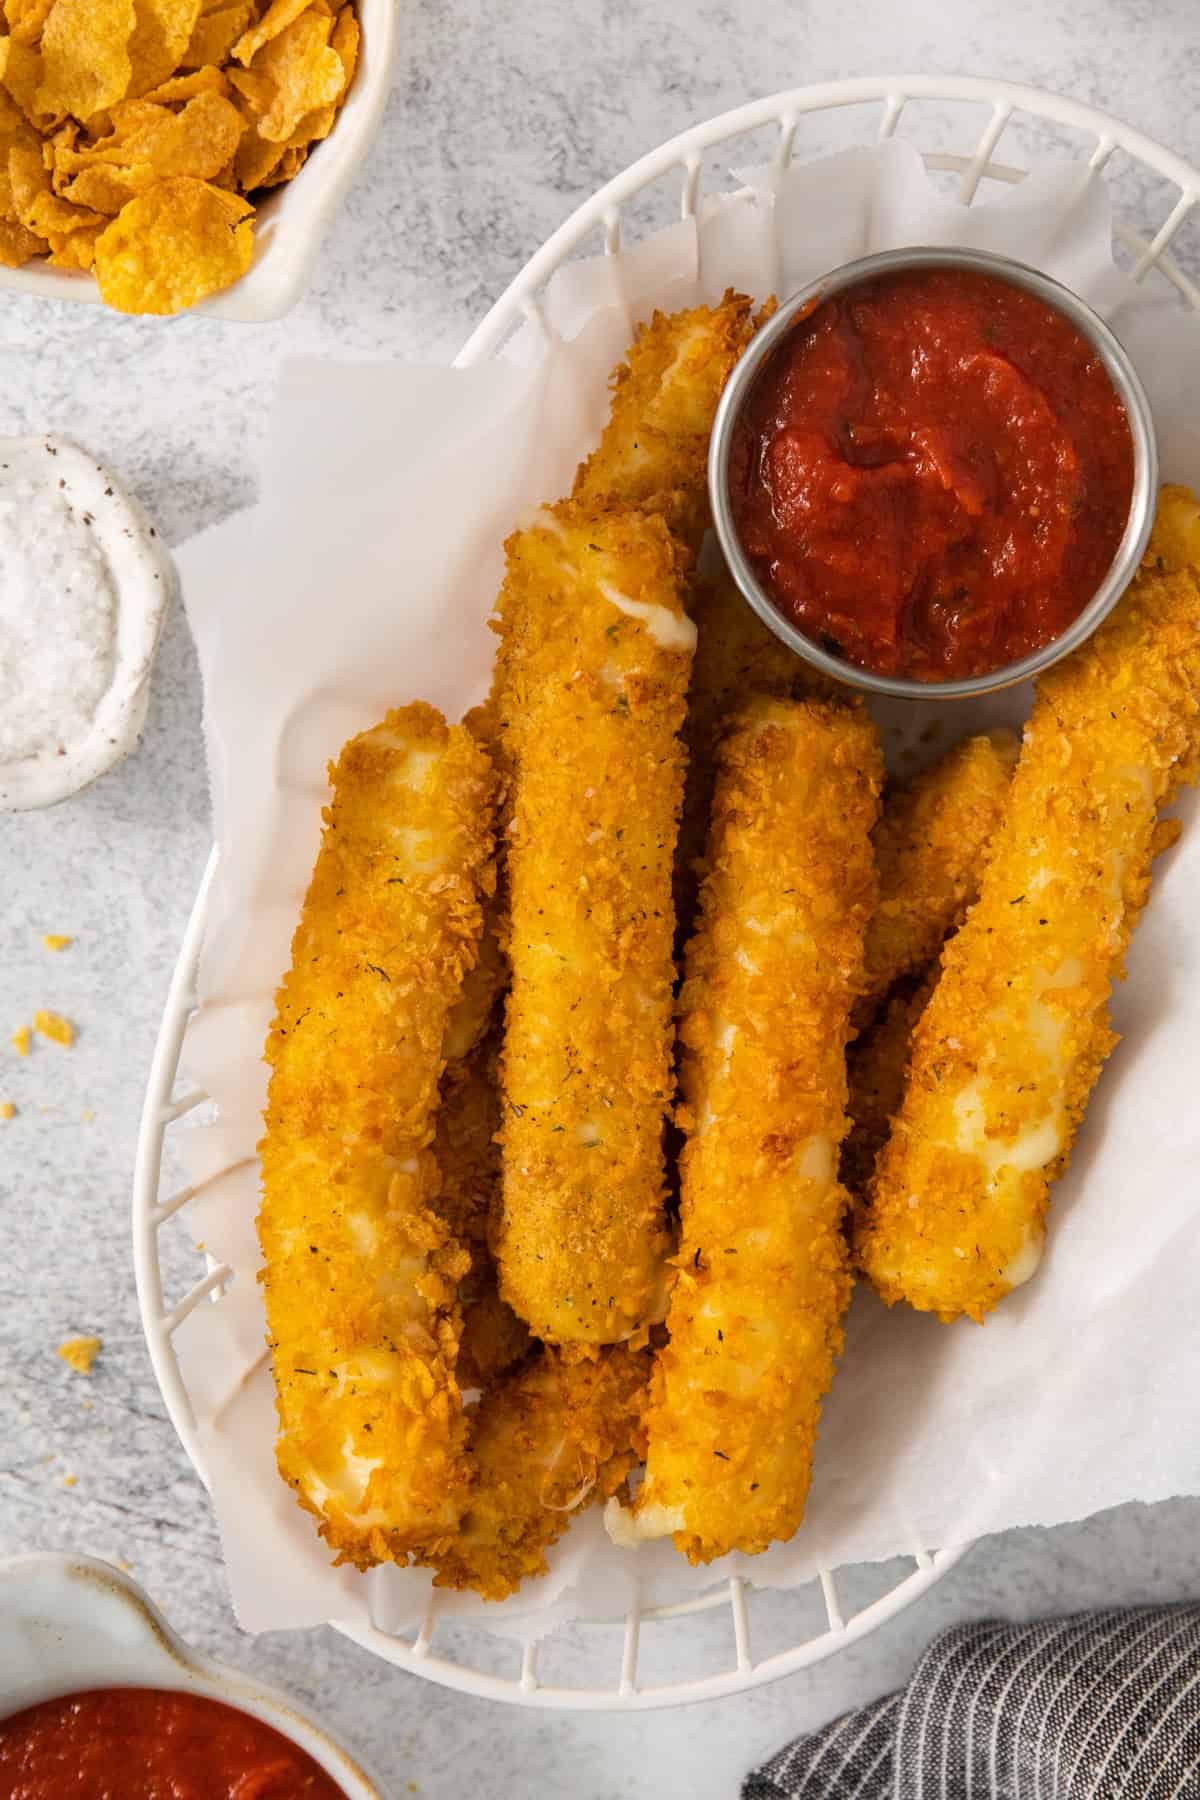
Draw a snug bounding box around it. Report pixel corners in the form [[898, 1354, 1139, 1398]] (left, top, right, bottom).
[[0, 0, 398, 320]]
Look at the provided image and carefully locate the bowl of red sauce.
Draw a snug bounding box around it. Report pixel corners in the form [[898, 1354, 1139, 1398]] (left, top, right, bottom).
[[0, 1553, 383, 1800], [710, 247, 1158, 699]]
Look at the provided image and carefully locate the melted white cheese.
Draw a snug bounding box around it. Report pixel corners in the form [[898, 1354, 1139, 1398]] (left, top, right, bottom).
[[300, 1433, 389, 1529], [347, 1211, 379, 1256], [953, 1080, 1063, 1182], [598, 580, 697, 652], [1000, 1226, 1045, 1289], [393, 748, 438, 791], [697, 1020, 738, 1135], [514, 505, 569, 541], [797, 1135, 834, 1184], [604, 1494, 684, 1547]]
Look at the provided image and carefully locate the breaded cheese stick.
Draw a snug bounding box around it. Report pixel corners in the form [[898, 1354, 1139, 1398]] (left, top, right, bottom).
[[494, 501, 695, 1344], [258, 703, 496, 1567], [841, 976, 936, 1198], [608, 696, 882, 1562], [441, 896, 506, 1063], [1148, 481, 1200, 574], [862, 731, 1018, 1018], [477, 299, 754, 788], [844, 730, 1181, 1202], [840, 737, 1016, 1190], [573, 292, 756, 556], [435, 700, 529, 1386], [433, 1033, 530, 1389], [675, 567, 823, 937], [424, 1345, 650, 1600], [856, 552, 1200, 1321]]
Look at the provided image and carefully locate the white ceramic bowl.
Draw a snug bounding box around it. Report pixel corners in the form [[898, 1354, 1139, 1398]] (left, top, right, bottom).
[[0, 1553, 386, 1798], [0, 437, 176, 812], [0, 0, 399, 323]]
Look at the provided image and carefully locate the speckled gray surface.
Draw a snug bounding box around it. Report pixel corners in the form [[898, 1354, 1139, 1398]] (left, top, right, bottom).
[[3, 3, 1200, 1793]]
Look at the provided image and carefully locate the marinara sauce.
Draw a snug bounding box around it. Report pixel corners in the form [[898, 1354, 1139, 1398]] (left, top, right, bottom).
[[727, 268, 1135, 682], [0, 1687, 351, 1799]]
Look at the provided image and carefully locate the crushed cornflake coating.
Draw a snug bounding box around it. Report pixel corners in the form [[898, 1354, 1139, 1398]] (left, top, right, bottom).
[[11, 1024, 31, 1056], [58, 1335, 101, 1374], [32, 1008, 74, 1046], [42, 933, 72, 950], [0, 0, 360, 312], [0, 1101, 14, 1120]]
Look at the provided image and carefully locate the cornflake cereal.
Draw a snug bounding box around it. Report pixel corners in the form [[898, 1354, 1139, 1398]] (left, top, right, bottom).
[[58, 1334, 101, 1373], [0, 0, 359, 312], [32, 1007, 74, 1045], [94, 174, 253, 312]]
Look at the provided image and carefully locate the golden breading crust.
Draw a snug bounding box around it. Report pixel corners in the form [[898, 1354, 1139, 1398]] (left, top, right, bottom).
[[493, 501, 695, 1345], [258, 703, 496, 1568], [476, 296, 756, 782], [1148, 481, 1200, 575], [423, 1345, 651, 1601], [440, 896, 507, 1063], [676, 567, 825, 940], [433, 1032, 531, 1390], [572, 291, 756, 558], [842, 818, 1186, 1208], [609, 696, 882, 1563], [861, 731, 1018, 1019], [841, 975, 935, 1198], [856, 542, 1200, 1322]]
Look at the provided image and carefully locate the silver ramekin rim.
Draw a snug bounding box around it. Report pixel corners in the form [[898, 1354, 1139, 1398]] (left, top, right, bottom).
[[708, 245, 1160, 701]]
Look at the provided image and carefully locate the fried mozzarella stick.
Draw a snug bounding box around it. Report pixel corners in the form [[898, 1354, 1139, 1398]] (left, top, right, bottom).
[[573, 292, 756, 557], [841, 976, 935, 1198], [424, 1346, 651, 1600], [480, 297, 753, 780], [434, 1034, 530, 1389], [258, 704, 496, 1567], [1148, 481, 1200, 575], [494, 502, 695, 1344], [432, 695, 531, 1386], [609, 697, 882, 1562], [857, 552, 1200, 1321], [440, 896, 507, 1062], [862, 731, 1018, 1019], [675, 567, 822, 936]]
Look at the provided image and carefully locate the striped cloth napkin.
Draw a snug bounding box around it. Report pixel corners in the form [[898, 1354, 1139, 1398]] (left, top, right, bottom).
[[744, 1609, 1200, 1799]]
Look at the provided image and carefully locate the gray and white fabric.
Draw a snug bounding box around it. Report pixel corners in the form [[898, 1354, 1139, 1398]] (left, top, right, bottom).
[[744, 1609, 1200, 1800]]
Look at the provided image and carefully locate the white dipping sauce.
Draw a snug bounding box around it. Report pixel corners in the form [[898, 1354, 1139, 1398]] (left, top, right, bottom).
[[0, 474, 118, 763], [0, 439, 174, 811]]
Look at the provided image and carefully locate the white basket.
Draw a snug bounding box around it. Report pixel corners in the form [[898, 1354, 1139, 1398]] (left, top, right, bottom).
[[134, 75, 1200, 1710]]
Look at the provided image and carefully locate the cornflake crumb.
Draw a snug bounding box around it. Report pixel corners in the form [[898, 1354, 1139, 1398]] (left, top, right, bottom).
[[58, 1336, 101, 1375], [11, 1024, 30, 1056], [43, 934, 72, 952], [0, 1102, 14, 1120], [63, 1475, 76, 1488], [82, 1108, 94, 1123], [33, 1010, 74, 1047]]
